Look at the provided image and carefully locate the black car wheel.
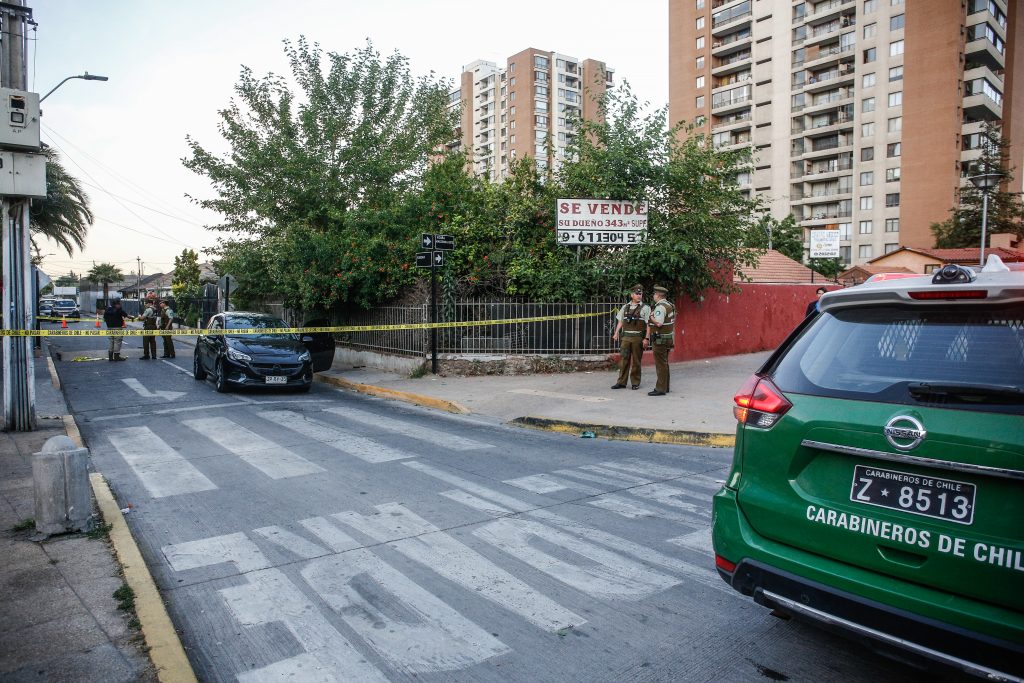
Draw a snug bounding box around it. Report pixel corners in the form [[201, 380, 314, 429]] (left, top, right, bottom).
[[193, 351, 207, 380], [214, 359, 229, 393]]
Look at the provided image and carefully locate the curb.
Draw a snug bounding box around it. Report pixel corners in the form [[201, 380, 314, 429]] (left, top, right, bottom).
[[510, 416, 735, 448], [91, 472, 198, 683], [315, 374, 471, 414], [46, 345, 197, 682]]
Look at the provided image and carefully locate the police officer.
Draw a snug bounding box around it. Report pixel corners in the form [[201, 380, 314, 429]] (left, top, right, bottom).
[[103, 300, 128, 361], [646, 285, 676, 396], [140, 298, 158, 360], [159, 301, 176, 358], [611, 284, 650, 390]]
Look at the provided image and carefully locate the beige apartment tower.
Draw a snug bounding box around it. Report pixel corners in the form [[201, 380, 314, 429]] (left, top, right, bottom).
[[669, 0, 1022, 266], [450, 49, 613, 181]]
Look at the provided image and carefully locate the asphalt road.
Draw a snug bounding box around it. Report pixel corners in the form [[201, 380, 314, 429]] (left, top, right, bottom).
[[48, 331, 925, 682]]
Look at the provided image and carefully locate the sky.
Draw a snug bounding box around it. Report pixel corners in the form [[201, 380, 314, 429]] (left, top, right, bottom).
[[31, 0, 668, 282]]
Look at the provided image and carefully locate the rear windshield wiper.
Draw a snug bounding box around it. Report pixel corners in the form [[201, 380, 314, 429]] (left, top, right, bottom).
[[908, 381, 1024, 404]]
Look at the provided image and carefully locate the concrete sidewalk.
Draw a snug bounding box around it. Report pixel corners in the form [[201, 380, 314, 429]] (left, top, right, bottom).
[[0, 346, 155, 681], [319, 350, 772, 444]]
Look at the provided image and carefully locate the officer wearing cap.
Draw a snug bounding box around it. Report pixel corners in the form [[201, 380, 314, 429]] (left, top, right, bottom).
[[646, 285, 676, 396], [611, 284, 651, 390]]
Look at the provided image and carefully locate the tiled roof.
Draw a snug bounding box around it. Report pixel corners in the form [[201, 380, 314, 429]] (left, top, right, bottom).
[[842, 264, 915, 276], [870, 247, 1024, 265], [738, 249, 819, 283]]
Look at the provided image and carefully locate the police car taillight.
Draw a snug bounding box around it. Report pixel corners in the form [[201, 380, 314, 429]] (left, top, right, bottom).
[[908, 290, 988, 300], [733, 375, 792, 428]]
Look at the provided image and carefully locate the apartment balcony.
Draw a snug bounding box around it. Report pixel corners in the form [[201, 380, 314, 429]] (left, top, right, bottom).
[[801, 208, 852, 223], [965, 34, 1005, 71], [801, 137, 854, 161], [711, 85, 752, 114], [711, 2, 752, 37], [963, 92, 1003, 120], [712, 50, 752, 77], [802, 160, 854, 182], [712, 110, 752, 132], [805, 15, 855, 47], [806, 0, 855, 24], [802, 88, 854, 116], [804, 45, 854, 71], [711, 30, 752, 56], [713, 71, 753, 91]]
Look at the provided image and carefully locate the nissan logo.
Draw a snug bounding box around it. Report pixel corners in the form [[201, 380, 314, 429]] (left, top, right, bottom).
[[884, 415, 926, 451]]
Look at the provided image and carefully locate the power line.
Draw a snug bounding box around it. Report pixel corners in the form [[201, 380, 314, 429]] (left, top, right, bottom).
[[41, 133, 191, 247], [76, 180, 207, 226], [42, 124, 206, 225]]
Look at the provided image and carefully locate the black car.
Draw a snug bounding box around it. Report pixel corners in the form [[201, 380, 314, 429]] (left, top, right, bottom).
[[193, 312, 334, 393]]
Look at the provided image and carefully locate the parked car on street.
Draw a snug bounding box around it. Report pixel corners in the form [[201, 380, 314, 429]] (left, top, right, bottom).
[[193, 312, 334, 393], [38, 299, 56, 317], [52, 299, 80, 318], [713, 257, 1023, 680]]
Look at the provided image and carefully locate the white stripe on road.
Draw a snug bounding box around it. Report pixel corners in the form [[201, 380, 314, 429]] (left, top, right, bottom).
[[667, 527, 714, 556], [403, 461, 533, 512], [507, 388, 612, 403], [160, 359, 192, 376], [335, 503, 584, 633], [260, 410, 412, 463], [440, 489, 513, 516], [89, 398, 320, 422], [503, 473, 572, 494], [225, 568, 389, 683], [254, 525, 330, 560], [601, 459, 724, 491], [163, 531, 270, 574], [631, 483, 712, 518], [322, 406, 493, 451], [183, 416, 325, 479], [299, 517, 363, 553], [301, 550, 510, 674], [587, 494, 700, 525], [106, 426, 217, 498]]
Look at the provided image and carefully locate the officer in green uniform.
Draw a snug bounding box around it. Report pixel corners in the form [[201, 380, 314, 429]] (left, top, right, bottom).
[[159, 301, 176, 358], [611, 284, 651, 390], [140, 298, 158, 360], [646, 285, 676, 396]]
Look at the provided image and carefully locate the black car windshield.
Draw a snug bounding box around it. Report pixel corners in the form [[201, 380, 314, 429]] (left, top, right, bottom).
[[224, 315, 292, 339], [769, 304, 1024, 415]]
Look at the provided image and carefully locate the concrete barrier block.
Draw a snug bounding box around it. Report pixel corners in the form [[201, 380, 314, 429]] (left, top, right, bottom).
[[33, 435, 91, 535]]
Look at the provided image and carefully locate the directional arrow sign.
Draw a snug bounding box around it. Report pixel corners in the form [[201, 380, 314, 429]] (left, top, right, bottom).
[[433, 251, 446, 267], [421, 233, 434, 249], [122, 377, 185, 401], [416, 251, 434, 268], [434, 234, 455, 250]]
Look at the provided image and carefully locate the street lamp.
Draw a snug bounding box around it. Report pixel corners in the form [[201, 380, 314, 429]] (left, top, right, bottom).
[[968, 171, 1003, 267], [40, 72, 108, 102]]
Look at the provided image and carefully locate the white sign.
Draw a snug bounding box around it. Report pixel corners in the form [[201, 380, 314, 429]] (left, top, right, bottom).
[[809, 229, 841, 258], [556, 199, 648, 246]]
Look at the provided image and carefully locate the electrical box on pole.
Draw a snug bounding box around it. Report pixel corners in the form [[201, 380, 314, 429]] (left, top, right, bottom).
[[0, 88, 40, 150], [0, 151, 46, 196]]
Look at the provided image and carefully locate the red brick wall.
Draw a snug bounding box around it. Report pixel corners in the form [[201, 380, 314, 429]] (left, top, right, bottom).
[[628, 283, 839, 364]]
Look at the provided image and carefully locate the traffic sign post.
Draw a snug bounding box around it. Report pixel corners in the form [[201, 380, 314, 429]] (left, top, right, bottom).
[[413, 235, 457, 375]]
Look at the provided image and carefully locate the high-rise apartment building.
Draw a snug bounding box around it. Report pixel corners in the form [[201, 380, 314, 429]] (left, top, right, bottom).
[[449, 49, 613, 181], [669, 0, 1022, 266]]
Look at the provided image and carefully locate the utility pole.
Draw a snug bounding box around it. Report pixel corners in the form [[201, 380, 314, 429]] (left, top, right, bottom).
[[1, 0, 37, 431], [136, 256, 142, 300]]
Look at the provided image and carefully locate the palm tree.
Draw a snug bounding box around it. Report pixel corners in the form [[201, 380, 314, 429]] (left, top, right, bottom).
[[29, 147, 93, 256], [86, 263, 124, 306]]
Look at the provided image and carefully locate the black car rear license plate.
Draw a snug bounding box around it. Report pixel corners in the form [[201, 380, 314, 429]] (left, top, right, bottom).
[[850, 465, 975, 525]]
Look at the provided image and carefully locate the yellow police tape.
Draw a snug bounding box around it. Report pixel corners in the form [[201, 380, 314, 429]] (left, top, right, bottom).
[[1, 310, 613, 337]]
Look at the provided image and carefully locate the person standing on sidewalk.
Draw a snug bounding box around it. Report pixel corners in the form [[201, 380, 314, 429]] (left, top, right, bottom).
[[158, 301, 176, 358], [646, 285, 676, 396], [611, 284, 650, 390], [103, 300, 128, 361], [140, 298, 158, 360]]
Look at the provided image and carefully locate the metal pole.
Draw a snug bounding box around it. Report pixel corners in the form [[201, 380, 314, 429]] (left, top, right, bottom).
[[979, 189, 989, 267], [2, 0, 35, 431], [430, 263, 438, 374]]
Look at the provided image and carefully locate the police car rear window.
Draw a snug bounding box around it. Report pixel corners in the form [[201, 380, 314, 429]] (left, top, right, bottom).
[[770, 304, 1024, 415]]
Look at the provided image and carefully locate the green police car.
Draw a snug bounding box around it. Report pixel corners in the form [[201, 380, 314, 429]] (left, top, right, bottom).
[[712, 257, 1023, 680]]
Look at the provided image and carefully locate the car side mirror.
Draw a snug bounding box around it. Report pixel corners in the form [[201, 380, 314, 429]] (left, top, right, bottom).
[[301, 335, 313, 343]]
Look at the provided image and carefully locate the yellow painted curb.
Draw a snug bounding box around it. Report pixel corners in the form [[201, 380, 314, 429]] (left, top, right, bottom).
[[315, 375, 470, 414], [46, 354, 60, 390], [90, 472, 198, 683], [510, 416, 736, 448]]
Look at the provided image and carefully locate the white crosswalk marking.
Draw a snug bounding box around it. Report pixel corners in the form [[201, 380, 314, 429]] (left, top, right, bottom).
[[322, 406, 493, 451], [254, 525, 329, 560], [163, 532, 270, 574], [503, 473, 573, 494], [301, 550, 510, 673], [183, 417, 325, 479], [259, 410, 412, 463], [667, 528, 714, 556], [404, 461, 534, 511], [334, 503, 584, 633], [299, 517, 362, 553], [224, 568, 388, 682], [106, 426, 217, 498], [554, 467, 636, 488], [602, 459, 724, 491], [631, 483, 711, 518], [587, 494, 700, 524], [440, 489, 513, 516]]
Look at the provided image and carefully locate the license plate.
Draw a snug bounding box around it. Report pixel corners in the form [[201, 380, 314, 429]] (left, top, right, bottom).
[[850, 465, 976, 525], [265, 376, 287, 385]]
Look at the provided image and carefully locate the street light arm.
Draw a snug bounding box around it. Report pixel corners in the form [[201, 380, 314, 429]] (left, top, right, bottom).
[[39, 72, 109, 102]]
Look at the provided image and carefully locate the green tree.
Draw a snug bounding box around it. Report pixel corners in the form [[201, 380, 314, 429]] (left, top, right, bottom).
[[30, 147, 93, 256], [55, 271, 80, 287], [930, 123, 1024, 248], [184, 38, 455, 312], [172, 249, 202, 325], [86, 263, 124, 306], [746, 214, 804, 264]]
